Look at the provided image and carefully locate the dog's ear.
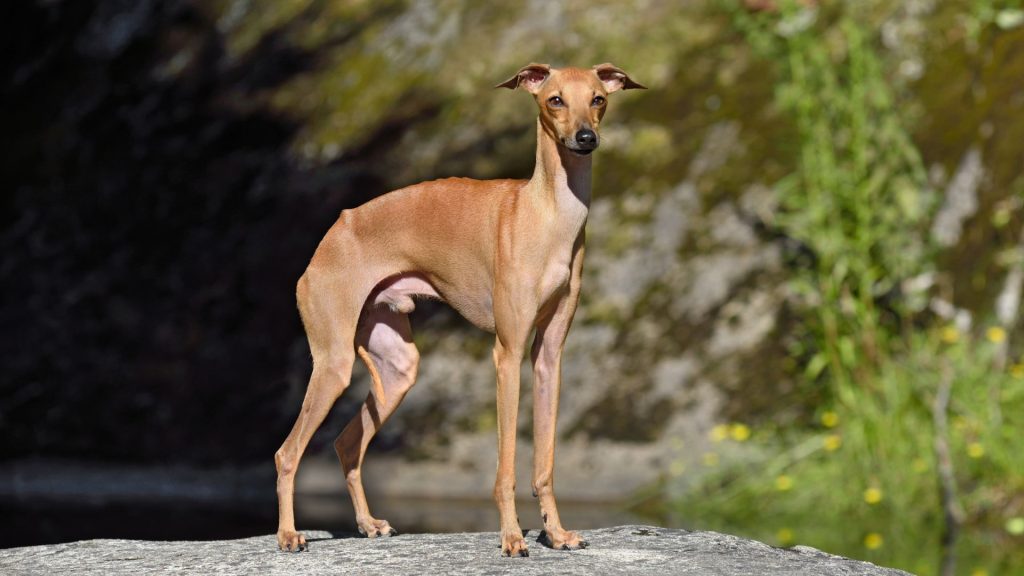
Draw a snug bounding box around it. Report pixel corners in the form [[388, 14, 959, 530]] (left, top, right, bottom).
[[495, 63, 551, 93], [592, 63, 647, 93]]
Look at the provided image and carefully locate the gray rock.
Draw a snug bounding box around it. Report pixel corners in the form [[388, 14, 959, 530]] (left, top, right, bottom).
[[931, 146, 983, 247], [1, 525, 909, 576]]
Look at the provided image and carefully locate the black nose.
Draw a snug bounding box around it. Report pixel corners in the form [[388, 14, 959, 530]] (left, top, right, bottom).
[[575, 129, 598, 148]]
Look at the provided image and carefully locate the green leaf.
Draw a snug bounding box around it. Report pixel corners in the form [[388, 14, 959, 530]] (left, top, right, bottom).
[[838, 336, 857, 367], [806, 353, 829, 379]]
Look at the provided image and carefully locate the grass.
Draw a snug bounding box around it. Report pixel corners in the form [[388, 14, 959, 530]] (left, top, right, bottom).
[[673, 327, 1024, 575]]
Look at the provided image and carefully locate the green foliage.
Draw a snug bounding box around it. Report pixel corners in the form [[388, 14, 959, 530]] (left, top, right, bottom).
[[732, 1, 932, 386], [675, 331, 1024, 575], [670, 3, 1024, 575]]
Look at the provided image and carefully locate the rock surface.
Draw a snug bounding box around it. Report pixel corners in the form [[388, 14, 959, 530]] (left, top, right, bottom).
[[1, 525, 909, 576]]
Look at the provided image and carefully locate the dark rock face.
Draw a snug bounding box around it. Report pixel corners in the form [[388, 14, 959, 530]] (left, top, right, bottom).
[[0, 0, 383, 463], [0, 525, 909, 576]]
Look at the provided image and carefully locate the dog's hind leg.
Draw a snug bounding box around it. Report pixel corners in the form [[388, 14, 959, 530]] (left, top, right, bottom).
[[335, 305, 419, 538], [275, 269, 361, 552]]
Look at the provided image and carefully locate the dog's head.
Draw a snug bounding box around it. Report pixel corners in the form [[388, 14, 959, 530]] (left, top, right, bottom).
[[497, 63, 645, 156]]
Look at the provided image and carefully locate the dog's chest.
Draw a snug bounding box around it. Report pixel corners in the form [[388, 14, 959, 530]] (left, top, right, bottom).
[[536, 246, 575, 303], [535, 207, 586, 303]]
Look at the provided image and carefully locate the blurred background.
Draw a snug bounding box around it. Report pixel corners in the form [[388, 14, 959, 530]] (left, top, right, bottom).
[[2, 0, 1023, 573]]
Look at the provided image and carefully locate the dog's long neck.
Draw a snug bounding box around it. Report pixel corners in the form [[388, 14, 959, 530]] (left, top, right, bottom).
[[528, 118, 592, 218]]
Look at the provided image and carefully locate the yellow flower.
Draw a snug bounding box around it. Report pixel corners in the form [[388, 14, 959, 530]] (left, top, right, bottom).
[[709, 424, 730, 443], [912, 458, 929, 473], [823, 434, 842, 452], [864, 487, 883, 505], [669, 460, 686, 477], [820, 411, 839, 428], [776, 528, 794, 545], [863, 532, 884, 550], [986, 326, 1006, 343], [967, 442, 985, 459], [1011, 363, 1024, 379], [703, 452, 720, 467], [730, 423, 751, 442], [970, 569, 989, 576], [940, 326, 960, 344], [775, 475, 794, 491]]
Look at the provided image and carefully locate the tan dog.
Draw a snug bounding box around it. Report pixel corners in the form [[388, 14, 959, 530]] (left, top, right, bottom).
[[274, 63, 645, 557]]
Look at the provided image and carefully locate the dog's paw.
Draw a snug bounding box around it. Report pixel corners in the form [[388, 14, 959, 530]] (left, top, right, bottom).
[[538, 528, 588, 550], [357, 517, 398, 538], [277, 530, 307, 552], [500, 533, 530, 557]]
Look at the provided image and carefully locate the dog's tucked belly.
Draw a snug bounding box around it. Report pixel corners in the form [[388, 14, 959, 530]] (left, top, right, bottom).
[[371, 272, 496, 332]]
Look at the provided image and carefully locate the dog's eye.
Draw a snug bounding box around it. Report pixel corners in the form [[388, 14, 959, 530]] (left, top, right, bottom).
[[591, 95, 606, 107], [547, 96, 564, 107]]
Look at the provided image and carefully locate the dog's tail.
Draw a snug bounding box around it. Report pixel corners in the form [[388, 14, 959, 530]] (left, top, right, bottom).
[[356, 345, 388, 410]]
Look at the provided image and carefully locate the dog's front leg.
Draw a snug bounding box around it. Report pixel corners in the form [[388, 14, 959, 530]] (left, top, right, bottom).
[[531, 240, 587, 551], [491, 279, 537, 557], [492, 332, 530, 557]]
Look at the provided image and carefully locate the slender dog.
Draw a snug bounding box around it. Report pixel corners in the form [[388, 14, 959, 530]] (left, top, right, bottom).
[[275, 63, 645, 557]]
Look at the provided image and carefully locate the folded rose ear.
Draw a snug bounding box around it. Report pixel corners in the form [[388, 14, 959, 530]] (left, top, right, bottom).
[[592, 63, 647, 93], [495, 63, 551, 94]]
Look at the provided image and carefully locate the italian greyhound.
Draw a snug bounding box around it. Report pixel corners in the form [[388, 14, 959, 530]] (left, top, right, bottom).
[[275, 62, 645, 557]]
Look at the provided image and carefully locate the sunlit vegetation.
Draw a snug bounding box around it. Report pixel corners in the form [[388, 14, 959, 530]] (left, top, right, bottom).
[[667, 3, 1024, 574]]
